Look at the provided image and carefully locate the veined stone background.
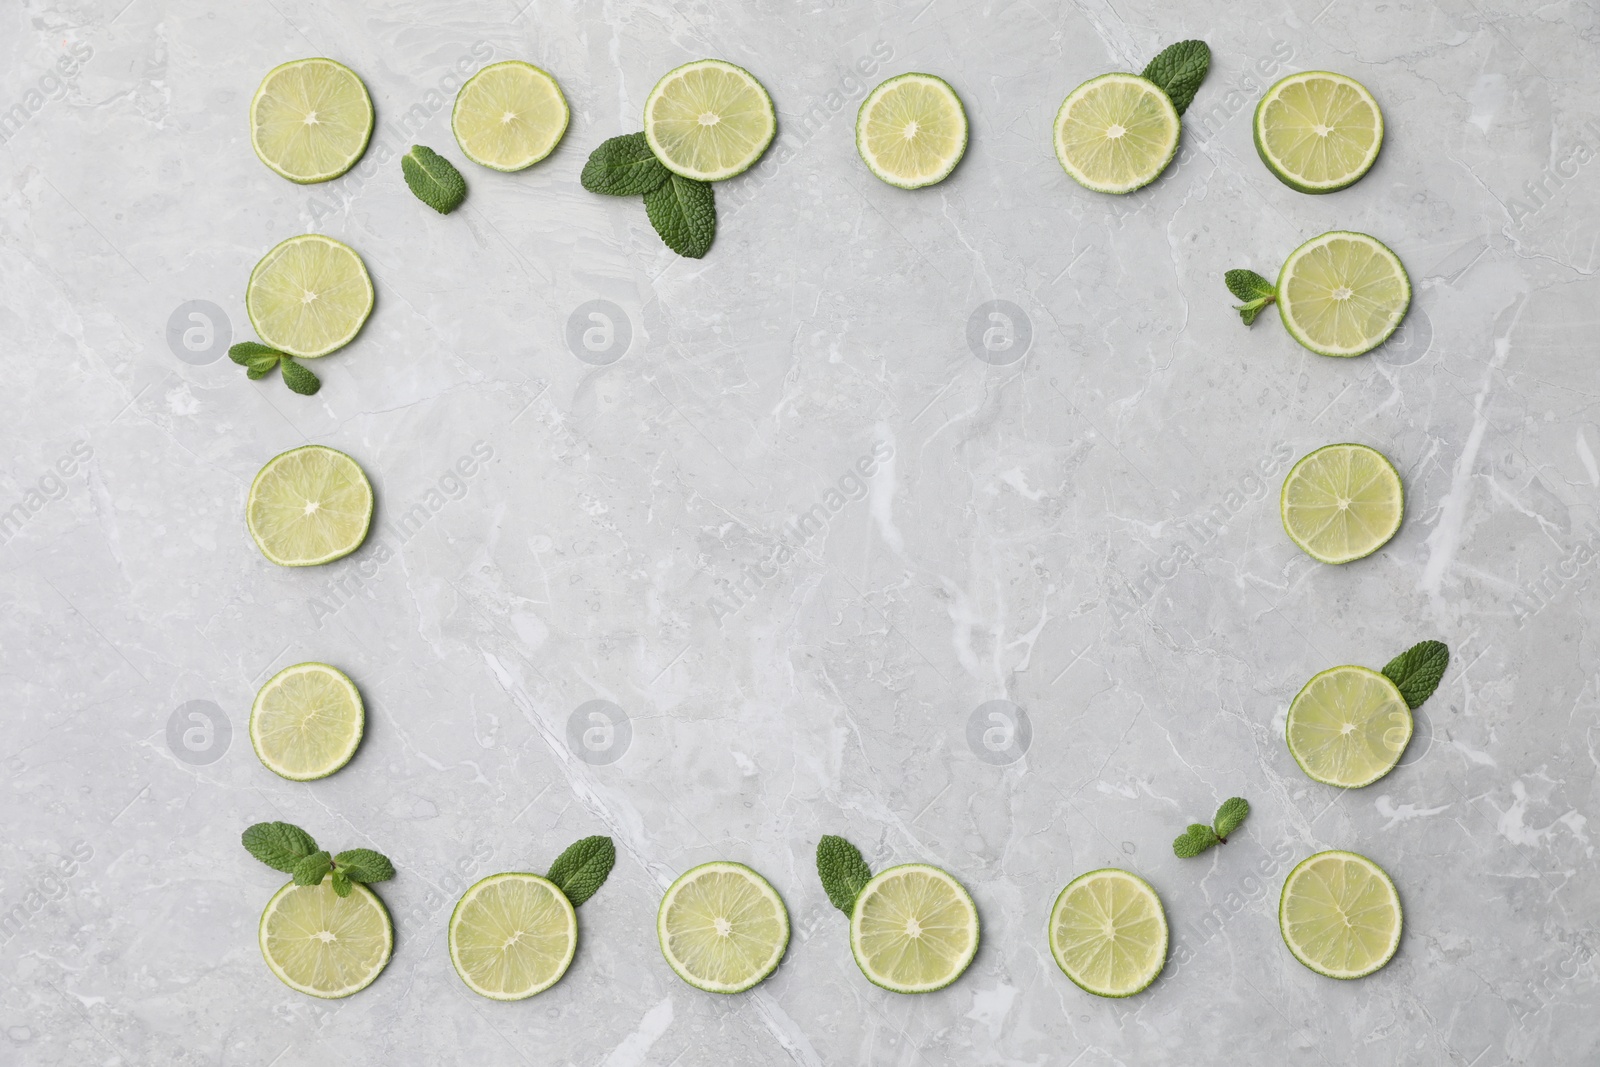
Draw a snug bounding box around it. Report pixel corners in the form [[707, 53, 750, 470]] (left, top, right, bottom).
[[2, 0, 1596, 1063]]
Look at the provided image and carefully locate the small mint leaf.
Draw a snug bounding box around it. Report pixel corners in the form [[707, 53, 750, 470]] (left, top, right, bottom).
[[401, 145, 467, 215], [545, 836, 615, 906], [1237, 296, 1273, 326], [582, 132, 671, 196], [1213, 797, 1250, 840], [242, 822, 318, 873], [816, 835, 872, 914], [330, 871, 353, 897], [292, 851, 333, 886], [1173, 824, 1218, 858], [229, 341, 282, 365], [244, 355, 279, 380], [1382, 640, 1449, 709], [1141, 40, 1211, 116], [1225, 269, 1276, 302], [278, 356, 321, 395], [333, 849, 395, 884], [644, 174, 715, 259]]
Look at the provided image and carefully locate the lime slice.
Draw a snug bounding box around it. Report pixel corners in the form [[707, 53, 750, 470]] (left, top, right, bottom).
[[855, 73, 968, 189], [657, 861, 789, 994], [250, 58, 374, 184], [1276, 231, 1410, 357], [1280, 443, 1403, 564], [259, 878, 392, 998], [849, 863, 978, 993], [1048, 868, 1168, 998], [1279, 850, 1402, 979], [451, 61, 570, 172], [643, 59, 776, 182], [448, 872, 578, 1000], [1254, 72, 1383, 194], [1286, 665, 1412, 788], [247, 445, 373, 567], [246, 234, 374, 359], [250, 662, 364, 781], [1053, 73, 1180, 194]]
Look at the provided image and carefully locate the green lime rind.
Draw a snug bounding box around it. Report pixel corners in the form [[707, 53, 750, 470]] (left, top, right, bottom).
[[855, 73, 969, 190], [657, 861, 790, 994], [1279, 850, 1402, 979], [448, 872, 579, 1000], [643, 59, 776, 182], [258, 879, 393, 998], [1253, 71, 1384, 195], [1053, 72, 1181, 195], [1047, 868, 1168, 998], [849, 863, 980, 994], [246, 444, 374, 567], [1279, 442, 1404, 565], [249, 661, 365, 782], [1286, 665, 1412, 788], [1275, 231, 1410, 358], [249, 57, 374, 184]]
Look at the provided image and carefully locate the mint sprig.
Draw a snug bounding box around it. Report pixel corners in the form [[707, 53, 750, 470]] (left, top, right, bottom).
[[1224, 269, 1277, 326], [581, 133, 718, 258], [228, 342, 321, 395], [1382, 640, 1449, 709], [401, 145, 467, 215], [581, 133, 671, 196], [241, 822, 394, 897], [816, 835, 873, 914], [1141, 40, 1211, 116], [1172, 797, 1250, 858], [545, 835, 616, 907]]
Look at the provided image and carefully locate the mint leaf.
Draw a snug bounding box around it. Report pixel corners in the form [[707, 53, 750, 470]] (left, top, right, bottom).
[[330, 870, 353, 897], [1212, 797, 1250, 841], [278, 356, 321, 395], [292, 851, 333, 886], [545, 836, 615, 906], [582, 132, 671, 196], [1141, 40, 1210, 116], [1225, 269, 1277, 326], [334, 849, 395, 884], [1382, 640, 1449, 709], [1172, 823, 1218, 858], [644, 174, 715, 258], [229, 341, 280, 365], [402, 145, 467, 215], [816, 835, 872, 914], [242, 822, 319, 873]]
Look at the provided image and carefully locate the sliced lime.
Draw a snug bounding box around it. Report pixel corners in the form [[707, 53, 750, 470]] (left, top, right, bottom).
[[1254, 72, 1383, 194], [1048, 868, 1167, 997], [451, 61, 569, 172], [1280, 443, 1403, 564], [448, 872, 578, 1000], [259, 878, 392, 998], [1286, 665, 1412, 788], [1276, 231, 1410, 357], [250, 662, 364, 781], [658, 861, 789, 994], [643, 59, 775, 182], [849, 863, 978, 993], [1053, 73, 1180, 194], [250, 58, 374, 184], [855, 73, 968, 189], [1280, 850, 1402, 979], [246, 234, 374, 359], [246, 445, 373, 567]]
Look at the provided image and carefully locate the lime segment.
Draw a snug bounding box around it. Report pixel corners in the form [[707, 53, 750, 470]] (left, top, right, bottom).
[[1276, 231, 1410, 357], [1048, 868, 1168, 998], [451, 61, 569, 172], [1254, 72, 1383, 193], [658, 862, 789, 993], [247, 445, 373, 567], [855, 74, 968, 189], [246, 234, 374, 359], [1054, 73, 1180, 194], [643, 60, 776, 182], [1280, 443, 1403, 564], [449, 873, 578, 1000], [250, 58, 373, 184], [1279, 850, 1402, 979], [849, 863, 979, 993], [259, 879, 392, 998], [1287, 665, 1411, 788], [250, 662, 364, 781]]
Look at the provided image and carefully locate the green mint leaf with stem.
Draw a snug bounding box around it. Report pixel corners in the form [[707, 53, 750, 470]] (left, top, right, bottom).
[[816, 835, 873, 914], [545, 836, 615, 907], [1382, 640, 1449, 709], [582, 132, 671, 196], [242, 822, 319, 873], [278, 356, 321, 395], [333, 849, 395, 884], [292, 851, 333, 886], [244, 357, 278, 380], [644, 174, 716, 258], [1225, 269, 1277, 326], [230, 341, 282, 380], [330, 870, 353, 897], [1212, 797, 1250, 841], [1173, 824, 1219, 858], [401, 145, 467, 214], [1141, 40, 1211, 116]]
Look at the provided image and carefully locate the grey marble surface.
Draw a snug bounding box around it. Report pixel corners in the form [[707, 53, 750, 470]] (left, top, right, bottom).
[[3, 0, 1598, 1063]]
